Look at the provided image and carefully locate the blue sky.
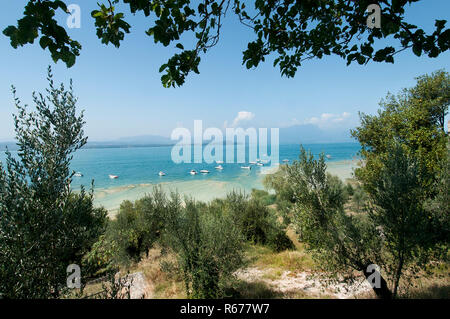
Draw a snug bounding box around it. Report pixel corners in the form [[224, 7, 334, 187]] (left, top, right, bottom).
[[0, 0, 449, 141]]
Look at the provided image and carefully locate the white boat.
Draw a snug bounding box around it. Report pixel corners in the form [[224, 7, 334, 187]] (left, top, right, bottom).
[[216, 160, 224, 164], [158, 171, 166, 176], [190, 170, 198, 175], [215, 165, 224, 170], [249, 161, 257, 164], [200, 169, 210, 174], [282, 159, 289, 163], [109, 174, 119, 179], [241, 166, 251, 170], [74, 172, 83, 177], [256, 162, 264, 166], [326, 154, 332, 159]]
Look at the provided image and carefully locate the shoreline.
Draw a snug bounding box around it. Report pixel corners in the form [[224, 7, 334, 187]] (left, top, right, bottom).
[[90, 159, 360, 216]]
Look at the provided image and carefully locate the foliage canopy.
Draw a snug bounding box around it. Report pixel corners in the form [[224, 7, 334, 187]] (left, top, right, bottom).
[[4, 1, 449, 87]]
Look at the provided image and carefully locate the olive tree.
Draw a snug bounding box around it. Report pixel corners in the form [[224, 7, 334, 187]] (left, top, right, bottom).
[[0, 67, 107, 299], [352, 70, 449, 196], [286, 145, 445, 299], [162, 195, 245, 298]]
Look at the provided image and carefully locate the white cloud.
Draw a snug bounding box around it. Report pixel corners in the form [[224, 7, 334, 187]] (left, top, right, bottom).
[[279, 118, 301, 128], [305, 112, 353, 129], [227, 111, 255, 128]]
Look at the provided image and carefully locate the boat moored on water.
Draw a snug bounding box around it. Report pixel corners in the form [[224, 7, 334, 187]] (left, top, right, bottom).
[[74, 172, 83, 177], [109, 174, 119, 179], [215, 165, 224, 170], [159, 171, 166, 176], [200, 169, 210, 174], [241, 166, 251, 170], [190, 169, 198, 175]]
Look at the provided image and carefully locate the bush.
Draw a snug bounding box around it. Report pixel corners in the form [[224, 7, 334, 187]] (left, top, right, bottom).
[[106, 187, 167, 265], [81, 234, 117, 278], [218, 192, 293, 251], [345, 183, 354, 196], [250, 189, 276, 206], [163, 195, 245, 298], [352, 184, 369, 213]]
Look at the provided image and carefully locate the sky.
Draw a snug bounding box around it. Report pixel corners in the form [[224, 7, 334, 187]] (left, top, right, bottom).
[[0, 0, 449, 141]]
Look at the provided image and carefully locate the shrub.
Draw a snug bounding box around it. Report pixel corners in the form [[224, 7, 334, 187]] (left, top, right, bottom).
[[250, 189, 276, 206], [352, 184, 369, 213], [345, 183, 354, 196], [106, 187, 167, 265], [163, 195, 245, 298], [219, 192, 293, 251], [81, 234, 117, 278]]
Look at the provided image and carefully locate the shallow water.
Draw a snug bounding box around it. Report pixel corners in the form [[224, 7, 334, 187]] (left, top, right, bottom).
[[1, 143, 360, 214]]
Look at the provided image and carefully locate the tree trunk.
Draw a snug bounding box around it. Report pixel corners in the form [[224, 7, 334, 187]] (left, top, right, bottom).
[[393, 256, 404, 298], [362, 265, 392, 299]]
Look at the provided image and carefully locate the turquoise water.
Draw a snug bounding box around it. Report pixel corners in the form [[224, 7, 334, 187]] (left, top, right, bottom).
[[1, 143, 360, 211], [72, 143, 360, 189], [1, 143, 360, 189]]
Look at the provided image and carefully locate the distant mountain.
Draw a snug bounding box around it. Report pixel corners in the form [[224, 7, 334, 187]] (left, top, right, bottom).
[[0, 126, 354, 152], [84, 135, 174, 149], [0, 142, 17, 151], [115, 135, 174, 145], [0, 135, 174, 151]]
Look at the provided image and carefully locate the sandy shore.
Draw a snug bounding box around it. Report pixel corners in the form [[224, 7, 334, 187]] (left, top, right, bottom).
[[93, 159, 359, 216]]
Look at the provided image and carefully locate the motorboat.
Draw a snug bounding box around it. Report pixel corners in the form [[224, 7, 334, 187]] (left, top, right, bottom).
[[200, 169, 210, 174], [109, 174, 119, 179], [282, 159, 289, 163], [159, 171, 166, 176], [215, 165, 224, 170], [241, 166, 251, 170], [326, 154, 332, 159], [190, 170, 198, 175], [216, 160, 224, 164], [256, 162, 264, 166], [74, 172, 83, 177]]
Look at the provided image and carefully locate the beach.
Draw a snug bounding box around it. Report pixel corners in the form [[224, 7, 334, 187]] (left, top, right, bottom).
[[93, 159, 359, 215], [1, 143, 361, 216]]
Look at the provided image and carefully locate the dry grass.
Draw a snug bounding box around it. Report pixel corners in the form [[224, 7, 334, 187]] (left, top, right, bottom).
[[125, 245, 186, 298], [352, 262, 450, 299], [245, 227, 316, 274], [106, 212, 448, 299], [399, 262, 450, 299], [231, 279, 335, 299], [231, 280, 282, 299]]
